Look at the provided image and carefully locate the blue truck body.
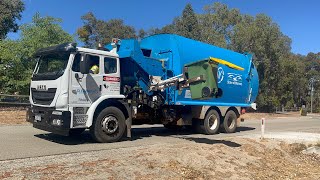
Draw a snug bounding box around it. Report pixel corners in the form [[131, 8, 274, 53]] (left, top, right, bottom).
[[111, 34, 259, 108]]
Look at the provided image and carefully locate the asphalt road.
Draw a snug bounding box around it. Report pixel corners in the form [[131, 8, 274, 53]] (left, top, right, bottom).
[[0, 115, 319, 161]]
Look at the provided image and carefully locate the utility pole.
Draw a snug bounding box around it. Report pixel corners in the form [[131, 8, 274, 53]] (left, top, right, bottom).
[[311, 78, 314, 113], [309, 77, 319, 113]]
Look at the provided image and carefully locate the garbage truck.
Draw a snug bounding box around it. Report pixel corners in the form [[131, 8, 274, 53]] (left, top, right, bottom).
[[26, 34, 259, 143]]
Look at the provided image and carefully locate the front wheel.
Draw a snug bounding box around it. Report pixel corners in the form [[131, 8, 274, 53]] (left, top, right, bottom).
[[90, 107, 126, 143]]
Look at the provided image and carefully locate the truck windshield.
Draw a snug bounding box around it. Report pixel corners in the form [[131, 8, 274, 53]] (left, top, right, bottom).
[[32, 52, 70, 81]]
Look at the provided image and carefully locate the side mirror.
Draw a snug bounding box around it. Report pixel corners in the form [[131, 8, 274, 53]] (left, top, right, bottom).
[[75, 73, 81, 81], [80, 55, 90, 74]]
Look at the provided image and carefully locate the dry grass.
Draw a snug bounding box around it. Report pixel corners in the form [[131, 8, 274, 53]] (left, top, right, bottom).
[[286, 143, 307, 155], [0, 108, 28, 125], [1, 138, 319, 180]]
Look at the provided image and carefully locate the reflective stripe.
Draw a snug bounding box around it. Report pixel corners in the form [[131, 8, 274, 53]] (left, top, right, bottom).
[[209, 57, 244, 71]]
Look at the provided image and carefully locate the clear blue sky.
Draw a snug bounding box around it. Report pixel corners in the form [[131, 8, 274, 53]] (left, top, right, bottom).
[[8, 0, 320, 55]]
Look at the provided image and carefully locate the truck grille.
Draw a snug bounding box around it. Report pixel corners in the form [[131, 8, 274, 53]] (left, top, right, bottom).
[[73, 115, 88, 127], [31, 88, 56, 105], [73, 107, 88, 127]]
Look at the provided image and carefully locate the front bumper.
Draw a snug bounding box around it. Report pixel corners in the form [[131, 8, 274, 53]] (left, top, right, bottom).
[[27, 106, 71, 136]]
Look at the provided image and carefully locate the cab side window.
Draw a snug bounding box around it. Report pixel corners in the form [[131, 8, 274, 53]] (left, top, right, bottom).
[[87, 55, 100, 74], [104, 57, 117, 74], [71, 53, 81, 72]]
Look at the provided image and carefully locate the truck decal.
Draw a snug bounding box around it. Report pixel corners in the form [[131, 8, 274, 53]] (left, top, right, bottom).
[[227, 73, 243, 86], [217, 67, 224, 84], [103, 76, 120, 82], [73, 89, 100, 94], [105, 82, 120, 92]]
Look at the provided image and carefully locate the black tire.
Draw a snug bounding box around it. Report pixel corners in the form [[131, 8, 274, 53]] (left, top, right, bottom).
[[199, 109, 220, 135], [90, 107, 126, 143], [221, 110, 237, 133], [69, 128, 85, 136]]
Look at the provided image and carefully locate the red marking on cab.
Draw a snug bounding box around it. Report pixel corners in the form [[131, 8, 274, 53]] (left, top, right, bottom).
[[103, 76, 120, 82]]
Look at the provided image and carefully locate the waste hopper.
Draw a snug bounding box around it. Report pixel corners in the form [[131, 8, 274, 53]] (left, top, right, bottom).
[[184, 60, 218, 99]]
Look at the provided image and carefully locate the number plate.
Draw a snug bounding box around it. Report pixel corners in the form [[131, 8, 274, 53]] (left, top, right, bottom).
[[35, 114, 41, 122]]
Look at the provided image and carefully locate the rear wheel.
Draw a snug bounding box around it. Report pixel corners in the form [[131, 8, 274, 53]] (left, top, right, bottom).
[[221, 110, 237, 133], [198, 109, 220, 135], [90, 107, 126, 143]]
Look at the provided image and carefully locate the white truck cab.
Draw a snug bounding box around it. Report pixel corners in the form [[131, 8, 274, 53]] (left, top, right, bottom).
[[27, 43, 131, 142]]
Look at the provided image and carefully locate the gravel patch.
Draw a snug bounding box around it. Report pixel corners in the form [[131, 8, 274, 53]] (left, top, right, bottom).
[[247, 132, 320, 144], [0, 138, 319, 180]]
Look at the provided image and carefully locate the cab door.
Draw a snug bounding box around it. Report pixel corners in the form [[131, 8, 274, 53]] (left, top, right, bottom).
[[101, 56, 120, 96], [69, 53, 103, 105]]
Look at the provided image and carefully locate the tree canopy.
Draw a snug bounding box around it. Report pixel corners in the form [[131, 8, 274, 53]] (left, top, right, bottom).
[[146, 4, 201, 40], [77, 12, 136, 48], [0, 13, 73, 94], [176, 3, 201, 40], [0, 0, 24, 39]]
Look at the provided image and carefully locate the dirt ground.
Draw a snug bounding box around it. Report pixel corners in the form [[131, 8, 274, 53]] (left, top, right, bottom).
[[0, 138, 319, 180], [0, 108, 319, 179], [0, 107, 28, 125]]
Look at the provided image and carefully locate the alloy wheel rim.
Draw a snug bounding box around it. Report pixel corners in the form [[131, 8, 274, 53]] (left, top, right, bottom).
[[227, 116, 235, 129], [208, 114, 218, 130], [101, 115, 119, 134]]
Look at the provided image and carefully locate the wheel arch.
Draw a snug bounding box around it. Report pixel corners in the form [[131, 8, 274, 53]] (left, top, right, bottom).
[[85, 95, 129, 127], [220, 106, 240, 124], [224, 107, 240, 118], [192, 106, 240, 121], [94, 99, 129, 120], [206, 106, 223, 120]]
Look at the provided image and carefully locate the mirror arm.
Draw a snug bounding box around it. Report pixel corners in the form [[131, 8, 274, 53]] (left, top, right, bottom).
[[75, 73, 84, 81]]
